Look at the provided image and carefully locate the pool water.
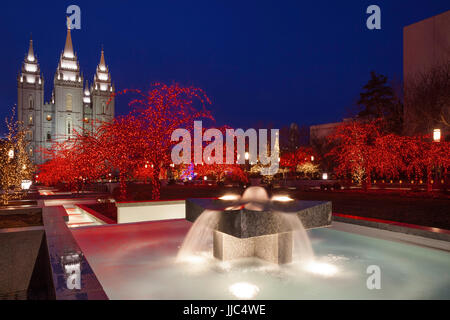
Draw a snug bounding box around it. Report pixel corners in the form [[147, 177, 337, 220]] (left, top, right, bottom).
[[71, 219, 450, 299]]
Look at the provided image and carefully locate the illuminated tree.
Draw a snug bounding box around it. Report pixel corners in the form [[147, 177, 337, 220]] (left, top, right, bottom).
[[280, 146, 318, 173], [327, 118, 450, 191], [327, 120, 381, 188], [0, 113, 34, 204], [296, 162, 319, 177], [39, 83, 214, 200], [109, 83, 214, 199]]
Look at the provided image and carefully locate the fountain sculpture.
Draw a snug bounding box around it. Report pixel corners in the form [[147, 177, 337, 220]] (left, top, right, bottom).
[[178, 187, 332, 264]]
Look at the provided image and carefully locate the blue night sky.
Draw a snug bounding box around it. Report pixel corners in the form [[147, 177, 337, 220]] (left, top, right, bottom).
[[0, 1, 449, 133]]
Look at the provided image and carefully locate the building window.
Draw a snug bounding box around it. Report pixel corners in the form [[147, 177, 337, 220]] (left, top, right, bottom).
[[27, 130, 33, 140], [46, 115, 52, 121], [29, 146, 33, 155], [29, 96, 34, 109], [66, 117, 73, 138], [102, 102, 106, 114], [46, 132, 51, 141], [28, 115, 33, 125], [66, 94, 73, 112]]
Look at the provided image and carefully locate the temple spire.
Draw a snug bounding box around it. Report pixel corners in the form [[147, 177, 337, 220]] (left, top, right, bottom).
[[63, 16, 74, 58], [27, 35, 35, 61], [99, 47, 106, 70]]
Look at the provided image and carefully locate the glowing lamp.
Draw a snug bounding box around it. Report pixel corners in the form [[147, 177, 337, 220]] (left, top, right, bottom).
[[21, 180, 32, 190], [311, 156, 314, 161], [204, 176, 207, 181], [433, 129, 441, 142], [245, 152, 249, 160], [322, 173, 328, 180], [8, 149, 14, 159]]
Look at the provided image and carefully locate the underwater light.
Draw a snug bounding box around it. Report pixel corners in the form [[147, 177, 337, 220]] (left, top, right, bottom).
[[272, 195, 293, 202], [229, 282, 260, 299], [219, 194, 240, 201], [304, 261, 338, 277]]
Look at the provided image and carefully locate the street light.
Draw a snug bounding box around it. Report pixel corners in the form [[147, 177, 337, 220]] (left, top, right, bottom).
[[433, 129, 441, 142]]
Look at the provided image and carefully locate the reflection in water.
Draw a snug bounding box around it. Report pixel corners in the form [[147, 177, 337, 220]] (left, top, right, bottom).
[[61, 251, 82, 290]]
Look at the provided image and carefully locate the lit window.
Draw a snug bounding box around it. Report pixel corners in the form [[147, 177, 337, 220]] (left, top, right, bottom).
[[28, 115, 33, 125], [66, 117, 73, 138], [84, 117, 89, 123], [66, 94, 73, 112]]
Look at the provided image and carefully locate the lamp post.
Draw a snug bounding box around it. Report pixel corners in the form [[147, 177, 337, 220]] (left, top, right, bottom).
[[432, 128, 446, 190]]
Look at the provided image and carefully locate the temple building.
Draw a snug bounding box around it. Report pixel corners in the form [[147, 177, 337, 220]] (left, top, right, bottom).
[[17, 21, 115, 164]]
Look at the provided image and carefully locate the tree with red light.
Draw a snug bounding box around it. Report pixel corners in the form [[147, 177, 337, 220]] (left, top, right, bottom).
[[327, 120, 381, 189], [105, 83, 214, 199]]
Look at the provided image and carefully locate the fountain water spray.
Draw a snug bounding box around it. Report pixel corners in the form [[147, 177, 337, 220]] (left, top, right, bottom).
[[178, 187, 318, 265]]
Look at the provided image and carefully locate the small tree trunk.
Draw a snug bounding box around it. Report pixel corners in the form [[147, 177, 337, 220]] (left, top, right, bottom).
[[426, 166, 432, 192], [364, 168, 371, 191], [119, 173, 127, 200], [151, 167, 161, 200]]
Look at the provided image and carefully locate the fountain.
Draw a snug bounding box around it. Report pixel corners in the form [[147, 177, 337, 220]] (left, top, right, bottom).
[[70, 186, 450, 299], [178, 187, 332, 264]]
